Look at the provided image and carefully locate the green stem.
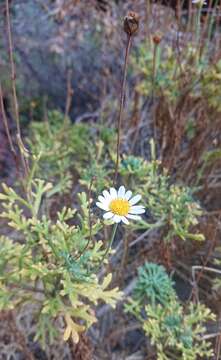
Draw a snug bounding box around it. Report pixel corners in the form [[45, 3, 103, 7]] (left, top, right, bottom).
[[114, 35, 132, 185], [101, 223, 118, 263]]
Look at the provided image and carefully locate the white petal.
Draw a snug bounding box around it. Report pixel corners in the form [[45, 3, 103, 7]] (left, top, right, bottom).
[[103, 190, 111, 199], [127, 214, 141, 220], [98, 195, 110, 208], [129, 194, 141, 205], [103, 212, 114, 220], [129, 206, 145, 214], [118, 186, 125, 198], [96, 202, 109, 211], [125, 190, 132, 200], [98, 195, 106, 203], [110, 187, 117, 199], [113, 215, 122, 223], [121, 216, 129, 225]]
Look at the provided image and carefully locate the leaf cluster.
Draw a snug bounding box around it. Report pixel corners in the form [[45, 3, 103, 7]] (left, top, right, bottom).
[[125, 262, 215, 360], [132, 40, 221, 113], [0, 181, 122, 347], [27, 110, 92, 194], [122, 148, 205, 242]]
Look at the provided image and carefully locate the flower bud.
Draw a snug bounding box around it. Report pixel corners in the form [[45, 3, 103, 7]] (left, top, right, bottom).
[[152, 33, 163, 45], [123, 11, 139, 36]]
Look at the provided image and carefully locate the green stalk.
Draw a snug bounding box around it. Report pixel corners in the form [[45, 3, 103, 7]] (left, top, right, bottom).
[[101, 223, 118, 264]]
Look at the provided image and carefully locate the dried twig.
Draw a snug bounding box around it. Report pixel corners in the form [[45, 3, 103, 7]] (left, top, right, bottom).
[[64, 69, 74, 122], [188, 216, 220, 302], [192, 265, 221, 302], [5, 0, 20, 137], [114, 12, 139, 184], [0, 82, 15, 154], [215, 331, 221, 360], [5, 0, 29, 176], [114, 34, 132, 184]]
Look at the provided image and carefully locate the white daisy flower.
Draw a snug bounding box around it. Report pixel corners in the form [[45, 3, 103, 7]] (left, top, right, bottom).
[[96, 186, 145, 225]]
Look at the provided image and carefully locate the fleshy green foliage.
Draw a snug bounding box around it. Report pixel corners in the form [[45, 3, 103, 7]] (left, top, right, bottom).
[[144, 301, 215, 360], [114, 140, 205, 242], [27, 110, 92, 194], [0, 106, 209, 353], [132, 43, 203, 103], [126, 263, 215, 360], [98, 125, 117, 151], [201, 60, 221, 112], [119, 155, 150, 179], [121, 146, 205, 242], [134, 262, 176, 307], [0, 181, 122, 347], [132, 43, 177, 102], [132, 40, 221, 112], [28, 110, 117, 195], [28, 116, 204, 245], [144, 180, 204, 242], [79, 126, 117, 193], [79, 140, 112, 193]]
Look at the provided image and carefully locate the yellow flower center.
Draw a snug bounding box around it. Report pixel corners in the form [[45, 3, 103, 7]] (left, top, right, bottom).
[[109, 198, 130, 216]]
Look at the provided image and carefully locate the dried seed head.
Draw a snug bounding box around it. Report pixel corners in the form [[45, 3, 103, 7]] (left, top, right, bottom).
[[123, 11, 139, 36], [152, 33, 163, 45]]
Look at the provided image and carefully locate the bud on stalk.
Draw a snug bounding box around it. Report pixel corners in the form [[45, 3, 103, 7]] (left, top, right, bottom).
[[123, 11, 139, 36]]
